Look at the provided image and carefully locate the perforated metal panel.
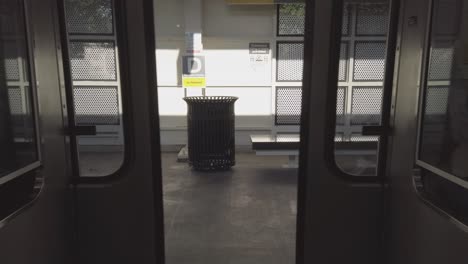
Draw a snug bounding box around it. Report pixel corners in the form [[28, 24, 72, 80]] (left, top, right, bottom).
[[73, 87, 119, 125], [65, 0, 113, 34], [277, 133, 300, 142], [276, 87, 302, 125], [356, 3, 389, 36], [277, 3, 354, 36], [70, 41, 116, 81], [428, 43, 454, 80], [342, 3, 350, 35], [425, 86, 449, 115], [339, 42, 348, 81], [351, 87, 383, 125], [7, 87, 22, 115], [277, 42, 304, 81], [278, 4, 305, 36], [3, 40, 20, 81], [335, 134, 344, 142], [336, 87, 346, 125], [354, 41, 386, 81], [350, 134, 379, 142]]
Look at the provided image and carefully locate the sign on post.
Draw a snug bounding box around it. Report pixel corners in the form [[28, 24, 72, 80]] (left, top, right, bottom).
[[182, 55, 206, 88], [185, 32, 203, 54]]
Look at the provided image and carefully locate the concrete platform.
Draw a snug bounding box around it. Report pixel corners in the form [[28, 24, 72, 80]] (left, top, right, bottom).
[[162, 153, 297, 264]]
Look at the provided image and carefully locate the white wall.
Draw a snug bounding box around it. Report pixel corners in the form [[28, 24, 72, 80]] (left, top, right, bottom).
[[154, 0, 185, 37], [203, 0, 275, 38], [204, 39, 273, 87], [154, 0, 278, 148]]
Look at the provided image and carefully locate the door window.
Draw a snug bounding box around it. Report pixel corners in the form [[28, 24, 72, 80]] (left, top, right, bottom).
[[0, 0, 41, 221], [415, 0, 468, 225], [277, 1, 393, 177], [63, 0, 126, 177], [418, 0, 467, 182], [334, 0, 392, 177], [0, 0, 39, 182]]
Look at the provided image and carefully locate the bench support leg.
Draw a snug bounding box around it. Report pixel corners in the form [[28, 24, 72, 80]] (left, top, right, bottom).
[[282, 155, 299, 169]]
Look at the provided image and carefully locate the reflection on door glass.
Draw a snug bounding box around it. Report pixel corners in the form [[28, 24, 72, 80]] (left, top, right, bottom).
[[64, 0, 124, 177], [418, 0, 468, 182], [0, 0, 38, 179], [334, 0, 390, 176], [416, 169, 468, 224]]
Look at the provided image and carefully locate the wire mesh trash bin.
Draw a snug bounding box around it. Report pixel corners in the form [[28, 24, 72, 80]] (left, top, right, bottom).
[[184, 96, 238, 171]]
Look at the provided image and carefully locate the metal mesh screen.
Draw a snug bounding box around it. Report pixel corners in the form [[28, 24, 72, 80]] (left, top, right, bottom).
[[7, 87, 22, 115], [70, 41, 116, 81], [351, 87, 383, 125], [65, 0, 113, 35], [354, 41, 386, 81], [356, 3, 389, 36], [277, 42, 304, 81], [339, 42, 348, 81], [276, 133, 300, 142], [278, 4, 305, 36], [428, 42, 454, 81], [278, 3, 351, 36], [342, 3, 350, 35], [336, 87, 346, 125], [3, 40, 20, 81], [425, 86, 449, 115], [350, 134, 379, 142], [276, 87, 302, 125], [73, 87, 119, 125], [335, 134, 344, 142]]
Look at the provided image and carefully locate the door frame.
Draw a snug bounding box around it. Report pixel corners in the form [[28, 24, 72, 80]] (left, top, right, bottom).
[[57, 0, 165, 262]]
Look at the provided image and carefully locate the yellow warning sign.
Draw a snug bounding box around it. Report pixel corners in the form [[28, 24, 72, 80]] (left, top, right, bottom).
[[182, 77, 206, 88]]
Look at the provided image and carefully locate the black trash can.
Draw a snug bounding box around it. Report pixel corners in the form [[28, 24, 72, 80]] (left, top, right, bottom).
[[184, 96, 238, 171]]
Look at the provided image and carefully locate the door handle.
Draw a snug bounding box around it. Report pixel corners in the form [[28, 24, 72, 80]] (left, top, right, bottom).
[[362, 125, 392, 136], [64, 125, 97, 136]]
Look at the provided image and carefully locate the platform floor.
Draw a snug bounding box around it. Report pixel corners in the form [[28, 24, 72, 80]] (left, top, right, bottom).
[[162, 152, 298, 264]]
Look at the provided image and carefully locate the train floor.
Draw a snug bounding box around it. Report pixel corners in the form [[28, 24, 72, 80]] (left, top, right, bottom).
[[162, 152, 298, 264]]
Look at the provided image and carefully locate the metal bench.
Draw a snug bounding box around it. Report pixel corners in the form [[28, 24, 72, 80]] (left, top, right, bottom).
[[250, 134, 300, 168], [250, 134, 379, 171]]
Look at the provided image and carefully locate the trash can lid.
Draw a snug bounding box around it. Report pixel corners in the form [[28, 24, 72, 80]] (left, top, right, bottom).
[[183, 96, 238, 103]]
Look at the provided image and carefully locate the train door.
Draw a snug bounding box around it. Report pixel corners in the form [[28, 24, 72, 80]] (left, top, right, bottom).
[[0, 0, 72, 263], [297, 0, 399, 263], [387, 0, 468, 263], [57, 0, 164, 263]]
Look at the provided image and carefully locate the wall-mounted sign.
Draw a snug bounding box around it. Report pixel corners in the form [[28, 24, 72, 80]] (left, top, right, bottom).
[[182, 55, 206, 88], [182, 77, 206, 88], [249, 43, 270, 70], [249, 43, 270, 54]]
